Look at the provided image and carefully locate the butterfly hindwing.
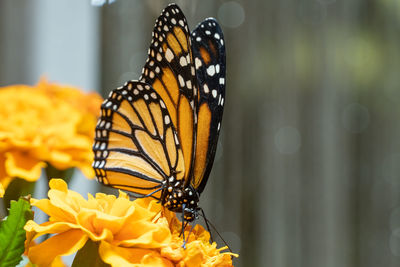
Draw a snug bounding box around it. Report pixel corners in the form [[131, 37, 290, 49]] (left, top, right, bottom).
[[190, 18, 226, 193], [93, 81, 185, 199], [140, 4, 197, 182]]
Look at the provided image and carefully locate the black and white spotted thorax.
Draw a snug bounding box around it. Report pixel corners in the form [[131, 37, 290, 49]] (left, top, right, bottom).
[[161, 176, 200, 221]]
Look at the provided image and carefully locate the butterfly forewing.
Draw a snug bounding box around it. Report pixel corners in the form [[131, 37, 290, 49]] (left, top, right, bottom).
[[93, 4, 227, 222], [140, 4, 197, 181], [190, 18, 226, 193], [93, 81, 185, 198]]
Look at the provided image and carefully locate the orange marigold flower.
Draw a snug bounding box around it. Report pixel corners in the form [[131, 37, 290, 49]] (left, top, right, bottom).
[[0, 80, 102, 189], [24, 179, 236, 267]]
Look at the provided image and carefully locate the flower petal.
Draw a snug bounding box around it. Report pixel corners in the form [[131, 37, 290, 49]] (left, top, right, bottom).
[[24, 220, 81, 240], [99, 241, 174, 267], [4, 151, 46, 181], [28, 229, 88, 267], [116, 217, 171, 248]]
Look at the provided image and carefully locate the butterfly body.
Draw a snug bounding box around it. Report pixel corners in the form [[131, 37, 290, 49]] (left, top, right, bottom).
[[161, 176, 199, 221], [93, 3, 225, 223]]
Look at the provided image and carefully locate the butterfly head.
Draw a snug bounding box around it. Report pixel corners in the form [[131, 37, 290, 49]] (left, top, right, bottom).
[[162, 176, 200, 222]]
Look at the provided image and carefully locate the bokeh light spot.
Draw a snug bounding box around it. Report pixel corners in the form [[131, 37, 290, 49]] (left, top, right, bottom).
[[217, 1, 245, 28], [274, 126, 301, 154]]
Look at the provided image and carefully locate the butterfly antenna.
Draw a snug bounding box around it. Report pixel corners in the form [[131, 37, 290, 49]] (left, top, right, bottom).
[[199, 208, 233, 253]]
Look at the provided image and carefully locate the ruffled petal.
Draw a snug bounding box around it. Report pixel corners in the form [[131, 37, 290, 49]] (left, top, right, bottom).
[[115, 218, 171, 248], [28, 229, 88, 267], [99, 241, 174, 267], [24, 220, 81, 240], [30, 198, 75, 222], [4, 151, 46, 181]]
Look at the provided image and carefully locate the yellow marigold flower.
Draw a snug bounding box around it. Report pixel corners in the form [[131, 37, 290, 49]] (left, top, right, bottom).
[[24, 179, 236, 267], [0, 81, 102, 189]]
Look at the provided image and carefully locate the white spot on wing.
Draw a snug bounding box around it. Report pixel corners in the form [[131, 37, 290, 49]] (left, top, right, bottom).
[[215, 64, 220, 73], [160, 100, 166, 108], [203, 84, 210, 93], [179, 56, 187, 66], [164, 115, 170, 125], [186, 80, 192, 89], [165, 48, 174, 62], [100, 142, 106, 150], [178, 75, 185, 87], [195, 57, 202, 69], [207, 65, 216, 76]]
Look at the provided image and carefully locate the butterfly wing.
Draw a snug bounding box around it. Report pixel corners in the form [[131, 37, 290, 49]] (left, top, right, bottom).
[[93, 81, 185, 198], [190, 18, 226, 193], [140, 4, 197, 182]]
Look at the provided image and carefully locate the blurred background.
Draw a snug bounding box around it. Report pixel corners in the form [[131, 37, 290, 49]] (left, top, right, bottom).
[[1, 0, 400, 266]]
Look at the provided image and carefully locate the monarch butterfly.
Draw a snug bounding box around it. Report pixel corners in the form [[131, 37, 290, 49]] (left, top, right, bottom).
[[93, 3, 225, 223]]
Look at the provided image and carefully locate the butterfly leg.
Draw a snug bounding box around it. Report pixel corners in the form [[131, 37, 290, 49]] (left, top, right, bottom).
[[185, 222, 194, 246], [200, 207, 214, 243], [181, 203, 186, 248]]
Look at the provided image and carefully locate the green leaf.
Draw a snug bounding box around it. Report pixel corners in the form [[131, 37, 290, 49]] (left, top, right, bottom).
[[0, 197, 33, 267], [3, 179, 35, 212], [72, 240, 111, 267]]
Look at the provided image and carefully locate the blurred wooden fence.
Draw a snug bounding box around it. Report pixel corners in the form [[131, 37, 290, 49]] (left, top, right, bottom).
[[2, 0, 400, 266]]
